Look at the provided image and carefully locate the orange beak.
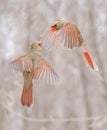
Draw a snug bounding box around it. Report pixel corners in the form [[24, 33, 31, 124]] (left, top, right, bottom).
[[39, 42, 43, 47], [51, 27, 56, 32]]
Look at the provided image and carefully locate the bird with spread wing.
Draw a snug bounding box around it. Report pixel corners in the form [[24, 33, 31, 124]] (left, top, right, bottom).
[[10, 41, 58, 107], [41, 19, 98, 71]]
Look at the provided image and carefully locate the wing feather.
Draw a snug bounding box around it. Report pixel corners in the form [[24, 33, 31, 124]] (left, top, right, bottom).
[[41, 20, 84, 50], [10, 56, 33, 72], [29, 59, 59, 85]]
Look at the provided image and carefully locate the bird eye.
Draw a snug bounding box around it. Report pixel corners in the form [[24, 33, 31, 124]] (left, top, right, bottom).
[[54, 24, 57, 27], [51, 24, 57, 28], [38, 42, 42, 47]]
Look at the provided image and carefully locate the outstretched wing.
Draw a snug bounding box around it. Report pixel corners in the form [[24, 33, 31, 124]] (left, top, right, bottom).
[[29, 58, 59, 84], [57, 21, 84, 48], [41, 27, 59, 51], [41, 20, 84, 50], [10, 56, 33, 72]]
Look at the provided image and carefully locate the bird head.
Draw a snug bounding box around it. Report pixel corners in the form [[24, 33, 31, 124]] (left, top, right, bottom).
[[30, 41, 43, 51], [51, 19, 63, 31]]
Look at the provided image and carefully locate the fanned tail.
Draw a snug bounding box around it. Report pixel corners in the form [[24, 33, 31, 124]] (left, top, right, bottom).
[[82, 50, 98, 71], [20, 83, 33, 107]]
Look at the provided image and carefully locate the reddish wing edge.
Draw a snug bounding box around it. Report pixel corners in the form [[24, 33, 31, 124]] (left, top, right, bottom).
[[41, 20, 84, 50], [58, 21, 83, 48], [10, 56, 33, 72], [29, 59, 59, 84]]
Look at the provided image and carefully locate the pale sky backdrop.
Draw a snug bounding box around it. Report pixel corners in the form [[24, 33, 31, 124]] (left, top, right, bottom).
[[0, 0, 107, 130]]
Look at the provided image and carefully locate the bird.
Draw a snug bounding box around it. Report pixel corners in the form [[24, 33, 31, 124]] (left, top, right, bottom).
[[10, 41, 58, 107], [41, 19, 98, 71]]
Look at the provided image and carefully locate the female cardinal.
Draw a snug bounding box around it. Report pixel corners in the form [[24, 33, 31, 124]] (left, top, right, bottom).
[[10, 41, 58, 107], [41, 19, 98, 71]]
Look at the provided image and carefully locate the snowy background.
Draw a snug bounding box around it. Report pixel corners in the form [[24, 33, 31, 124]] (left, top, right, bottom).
[[0, 0, 107, 130]]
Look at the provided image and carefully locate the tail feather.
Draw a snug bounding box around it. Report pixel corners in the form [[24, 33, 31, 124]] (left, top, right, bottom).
[[20, 83, 33, 107], [28, 84, 33, 105], [82, 51, 98, 71]]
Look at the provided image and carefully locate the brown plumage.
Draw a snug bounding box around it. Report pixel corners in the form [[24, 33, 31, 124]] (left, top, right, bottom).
[[10, 41, 58, 107], [41, 19, 98, 71]]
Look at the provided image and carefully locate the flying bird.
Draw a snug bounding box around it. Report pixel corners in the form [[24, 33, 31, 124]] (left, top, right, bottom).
[[41, 19, 98, 71], [10, 41, 58, 107]]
